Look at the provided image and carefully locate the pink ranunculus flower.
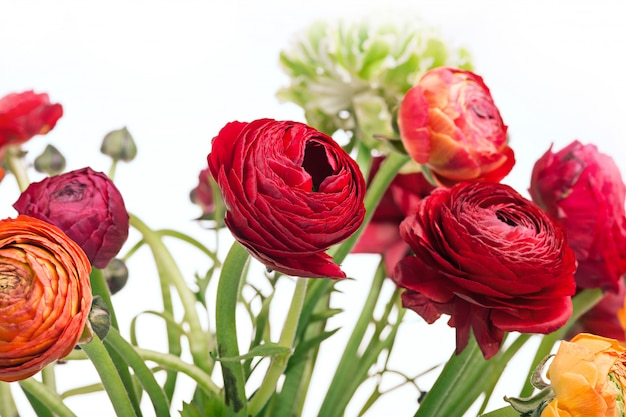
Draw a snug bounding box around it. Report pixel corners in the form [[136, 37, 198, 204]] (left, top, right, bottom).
[[0, 90, 63, 147], [13, 167, 129, 269], [352, 156, 436, 276], [398, 67, 514, 185], [393, 182, 577, 359], [529, 140, 626, 293]]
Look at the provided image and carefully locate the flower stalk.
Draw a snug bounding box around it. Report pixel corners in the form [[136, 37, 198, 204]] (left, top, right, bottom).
[[4, 145, 29, 192], [80, 335, 140, 417], [248, 277, 309, 415], [215, 241, 251, 417], [129, 214, 210, 372]]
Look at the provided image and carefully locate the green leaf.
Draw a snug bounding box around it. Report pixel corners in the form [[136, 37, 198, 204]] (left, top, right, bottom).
[[104, 328, 171, 417], [19, 379, 77, 417], [180, 391, 227, 417], [215, 242, 251, 417], [286, 328, 341, 370], [215, 343, 292, 362], [414, 334, 492, 417], [480, 406, 522, 417]]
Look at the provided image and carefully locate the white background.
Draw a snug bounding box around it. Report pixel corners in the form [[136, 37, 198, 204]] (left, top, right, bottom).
[[1, 1, 626, 416]]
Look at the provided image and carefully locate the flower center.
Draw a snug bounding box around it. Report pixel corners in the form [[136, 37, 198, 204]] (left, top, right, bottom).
[[52, 182, 87, 202], [495, 210, 518, 227], [302, 141, 334, 192], [0, 263, 33, 303]]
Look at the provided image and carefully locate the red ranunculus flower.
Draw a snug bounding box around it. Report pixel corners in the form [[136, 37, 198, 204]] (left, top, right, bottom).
[[208, 119, 366, 278], [398, 67, 514, 185], [190, 167, 216, 219], [13, 167, 129, 269], [529, 141, 626, 293], [0, 215, 92, 382], [393, 182, 577, 359], [0, 91, 63, 147], [352, 156, 436, 276]]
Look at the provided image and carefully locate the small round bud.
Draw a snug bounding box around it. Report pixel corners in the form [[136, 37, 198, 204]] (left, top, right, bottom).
[[34, 144, 66, 175], [103, 258, 129, 295], [100, 127, 137, 162]]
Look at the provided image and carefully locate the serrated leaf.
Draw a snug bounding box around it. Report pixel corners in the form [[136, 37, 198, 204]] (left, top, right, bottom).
[[310, 308, 343, 322]]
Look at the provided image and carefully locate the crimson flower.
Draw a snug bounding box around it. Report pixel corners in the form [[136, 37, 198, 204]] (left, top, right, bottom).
[[529, 141, 626, 292], [208, 119, 366, 278], [393, 182, 577, 359]]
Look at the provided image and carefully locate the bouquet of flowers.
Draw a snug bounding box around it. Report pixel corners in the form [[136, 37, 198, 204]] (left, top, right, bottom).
[[1, 12, 625, 417]]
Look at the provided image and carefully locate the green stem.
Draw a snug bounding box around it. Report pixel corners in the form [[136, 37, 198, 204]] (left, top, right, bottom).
[[0, 382, 18, 417], [479, 405, 520, 417], [41, 365, 57, 400], [519, 288, 603, 397], [81, 335, 139, 417], [215, 242, 250, 417], [5, 144, 30, 192], [341, 292, 404, 415], [330, 152, 409, 263], [108, 159, 119, 180], [104, 328, 171, 417], [248, 277, 309, 415], [135, 348, 220, 396], [272, 152, 408, 416], [317, 261, 386, 415], [414, 334, 491, 417], [19, 378, 77, 417], [129, 214, 209, 371], [89, 269, 141, 411], [135, 348, 220, 395], [90, 268, 119, 329], [478, 333, 532, 415]]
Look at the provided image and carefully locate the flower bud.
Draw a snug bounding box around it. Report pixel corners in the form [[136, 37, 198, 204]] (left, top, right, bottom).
[[34, 144, 66, 175], [102, 258, 129, 295], [398, 67, 514, 185], [13, 167, 130, 268], [89, 296, 111, 341], [100, 127, 137, 162]]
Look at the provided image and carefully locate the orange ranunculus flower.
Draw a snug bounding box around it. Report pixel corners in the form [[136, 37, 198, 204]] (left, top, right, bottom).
[[0, 215, 92, 382], [398, 67, 514, 185], [541, 333, 626, 417]]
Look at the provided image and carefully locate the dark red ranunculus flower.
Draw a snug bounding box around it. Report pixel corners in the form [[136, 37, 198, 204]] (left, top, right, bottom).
[[190, 167, 216, 219], [352, 156, 436, 276], [208, 119, 366, 278], [398, 67, 514, 185], [393, 182, 577, 359], [529, 141, 626, 293], [13, 167, 129, 269], [0, 91, 63, 147]]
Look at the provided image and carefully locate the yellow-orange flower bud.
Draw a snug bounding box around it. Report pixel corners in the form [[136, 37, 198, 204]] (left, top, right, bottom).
[[542, 333, 626, 417]]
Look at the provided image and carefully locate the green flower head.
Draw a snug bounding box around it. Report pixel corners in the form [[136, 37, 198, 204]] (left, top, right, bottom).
[[277, 15, 473, 150]]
